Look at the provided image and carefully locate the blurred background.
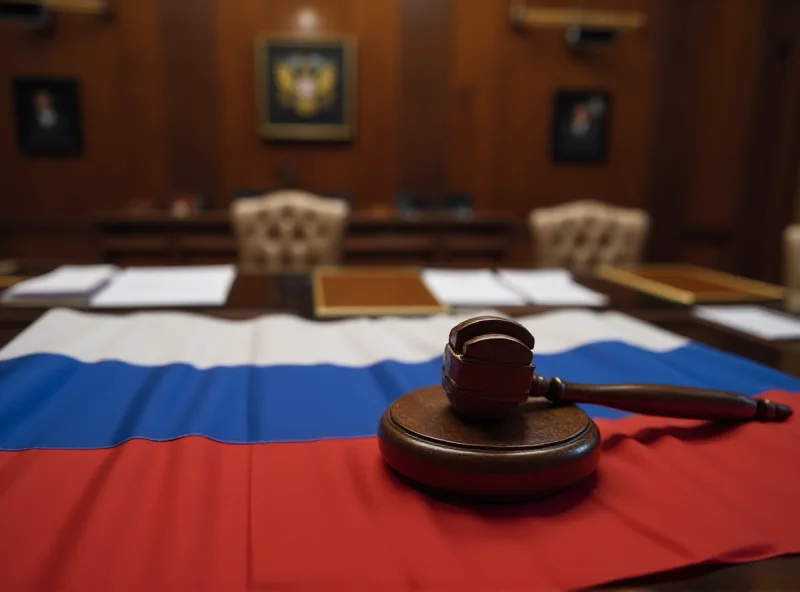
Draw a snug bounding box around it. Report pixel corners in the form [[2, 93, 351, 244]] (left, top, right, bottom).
[[0, 0, 798, 283]]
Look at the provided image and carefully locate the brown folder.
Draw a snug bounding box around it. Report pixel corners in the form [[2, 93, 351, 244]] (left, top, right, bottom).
[[313, 267, 446, 317], [596, 263, 784, 304]]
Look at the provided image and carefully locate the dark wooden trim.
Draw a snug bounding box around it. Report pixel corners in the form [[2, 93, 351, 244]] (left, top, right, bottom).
[[759, 0, 800, 283], [737, 0, 800, 283], [0, 221, 93, 234], [89, 211, 520, 266], [736, 0, 777, 280], [680, 228, 735, 243], [645, 0, 689, 262], [158, 0, 221, 205], [397, 0, 453, 198]]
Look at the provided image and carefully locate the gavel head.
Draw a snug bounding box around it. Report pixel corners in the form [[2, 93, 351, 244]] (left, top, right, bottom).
[[443, 316, 539, 419]]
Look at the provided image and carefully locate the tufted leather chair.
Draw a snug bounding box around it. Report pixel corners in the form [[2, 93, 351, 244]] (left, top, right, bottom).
[[784, 224, 800, 289], [528, 200, 650, 273], [231, 190, 349, 273]]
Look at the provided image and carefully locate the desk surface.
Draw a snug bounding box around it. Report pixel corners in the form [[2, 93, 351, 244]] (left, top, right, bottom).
[[0, 266, 798, 589], [3, 270, 799, 378]]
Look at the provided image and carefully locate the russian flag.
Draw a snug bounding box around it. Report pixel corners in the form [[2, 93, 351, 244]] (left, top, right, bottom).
[[0, 308, 798, 591]]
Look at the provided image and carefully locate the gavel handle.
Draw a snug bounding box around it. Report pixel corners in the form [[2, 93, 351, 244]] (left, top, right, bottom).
[[531, 376, 793, 422]]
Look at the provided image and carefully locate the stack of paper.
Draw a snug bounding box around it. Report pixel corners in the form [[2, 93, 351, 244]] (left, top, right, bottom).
[[2, 265, 118, 302], [497, 269, 608, 307], [421, 269, 526, 307], [693, 305, 800, 341], [91, 265, 236, 308]]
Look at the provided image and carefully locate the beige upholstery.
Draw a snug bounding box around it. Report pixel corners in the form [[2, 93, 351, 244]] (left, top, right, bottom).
[[528, 200, 650, 273], [784, 224, 800, 289], [231, 190, 349, 272]]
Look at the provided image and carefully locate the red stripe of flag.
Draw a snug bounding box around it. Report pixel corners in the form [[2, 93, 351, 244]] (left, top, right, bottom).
[[1, 391, 798, 591]]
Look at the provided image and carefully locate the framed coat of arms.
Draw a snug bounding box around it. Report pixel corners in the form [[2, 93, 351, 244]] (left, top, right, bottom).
[[255, 35, 357, 141]]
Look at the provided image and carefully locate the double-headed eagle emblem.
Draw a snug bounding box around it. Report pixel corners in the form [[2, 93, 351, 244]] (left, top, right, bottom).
[[273, 53, 338, 118]]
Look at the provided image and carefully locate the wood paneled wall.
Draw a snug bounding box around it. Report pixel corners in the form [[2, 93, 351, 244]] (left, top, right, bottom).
[[0, 1, 167, 258], [0, 0, 798, 279], [0, 1, 168, 220], [159, 0, 220, 201], [398, 0, 452, 197], [738, 0, 800, 282], [446, 0, 657, 214], [648, 0, 800, 280], [650, 0, 768, 272], [216, 0, 399, 209]]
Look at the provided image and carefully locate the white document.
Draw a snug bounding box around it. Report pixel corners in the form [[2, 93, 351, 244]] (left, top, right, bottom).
[[693, 305, 800, 340], [91, 265, 236, 308], [421, 269, 526, 307], [4, 265, 118, 300], [497, 269, 608, 306]]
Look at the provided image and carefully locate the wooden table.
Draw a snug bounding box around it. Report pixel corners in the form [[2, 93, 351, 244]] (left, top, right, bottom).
[[4, 271, 798, 378], [1, 266, 799, 589]]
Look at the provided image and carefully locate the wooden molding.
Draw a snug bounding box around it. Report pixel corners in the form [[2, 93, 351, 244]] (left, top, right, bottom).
[[510, 3, 646, 31], [14, 0, 112, 16], [46, 0, 107, 14]]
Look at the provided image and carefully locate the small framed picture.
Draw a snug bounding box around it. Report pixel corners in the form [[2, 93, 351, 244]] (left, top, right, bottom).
[[254, 35, 357, 141], [13, 76, 83, 156], [551, 90, 611, 163]]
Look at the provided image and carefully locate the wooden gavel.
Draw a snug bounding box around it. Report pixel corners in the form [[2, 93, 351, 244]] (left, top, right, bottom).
[[379, 315, 794, 500], [443, 316, 793, 422]]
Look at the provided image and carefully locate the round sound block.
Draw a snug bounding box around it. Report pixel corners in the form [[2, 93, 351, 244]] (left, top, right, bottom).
[[378, 386, 601, 500]]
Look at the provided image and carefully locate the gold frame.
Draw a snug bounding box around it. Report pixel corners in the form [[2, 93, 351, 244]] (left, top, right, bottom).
[[254, 34, 357, 141], [596, 264, 785, 305], [313, 266, 448, 318]]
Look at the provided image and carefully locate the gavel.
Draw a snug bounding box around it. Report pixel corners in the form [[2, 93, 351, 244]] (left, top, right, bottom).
[[378, 316, 792, 501], [443, 316, 793, 422]]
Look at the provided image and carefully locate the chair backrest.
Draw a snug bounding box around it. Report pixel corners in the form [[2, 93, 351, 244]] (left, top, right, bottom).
[[528, 200, 650, 273], [784, 224, 800, 289], [230, 190, 350, 273]]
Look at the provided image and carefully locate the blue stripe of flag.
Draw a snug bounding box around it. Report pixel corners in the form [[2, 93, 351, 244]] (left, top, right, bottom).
[[1, 342, 798, 451]]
